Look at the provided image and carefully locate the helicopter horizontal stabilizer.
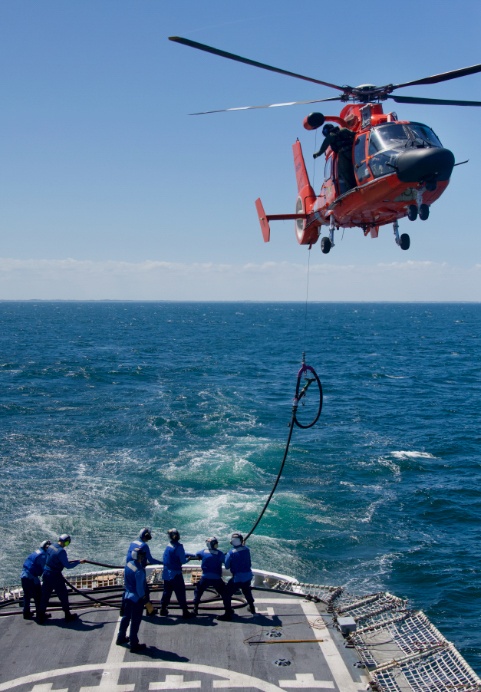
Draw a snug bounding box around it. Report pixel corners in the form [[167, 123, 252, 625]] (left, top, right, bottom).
[[255, 198, 308, 243], [255, 198, 270, 242]]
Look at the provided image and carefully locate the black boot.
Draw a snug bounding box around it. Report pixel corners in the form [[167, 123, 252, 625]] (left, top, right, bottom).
[[130, 642, 147, 653]]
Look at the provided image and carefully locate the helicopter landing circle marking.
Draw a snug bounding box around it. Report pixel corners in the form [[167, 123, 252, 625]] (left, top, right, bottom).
[[0, 661, 286, 692]]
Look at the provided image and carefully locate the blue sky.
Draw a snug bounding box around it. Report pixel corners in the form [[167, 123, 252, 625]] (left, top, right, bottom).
[[1, 0, 480, 300]]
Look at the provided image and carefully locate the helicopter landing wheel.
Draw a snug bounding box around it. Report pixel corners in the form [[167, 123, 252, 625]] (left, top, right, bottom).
[[407, 204, 418, 221], [321, 237, 332, 254], [400, 233, 410, 251], [419, 204, 430, 221]]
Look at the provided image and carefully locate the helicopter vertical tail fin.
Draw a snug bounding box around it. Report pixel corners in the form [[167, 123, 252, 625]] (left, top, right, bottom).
[[292, 140, 317, 245], [293, 139, 314, 196]]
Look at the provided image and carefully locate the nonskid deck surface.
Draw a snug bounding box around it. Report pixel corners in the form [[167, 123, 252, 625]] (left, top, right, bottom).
[[2, 571, 481, 692], [0, 590, 367, 692]]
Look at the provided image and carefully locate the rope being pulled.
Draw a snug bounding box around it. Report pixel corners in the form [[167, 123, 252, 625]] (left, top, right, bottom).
[[244, 356, 322, 542], [0, 357, 322, 616]]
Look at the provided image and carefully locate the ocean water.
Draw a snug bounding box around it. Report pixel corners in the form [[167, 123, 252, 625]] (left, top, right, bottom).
[[1, 301, 480, 670]]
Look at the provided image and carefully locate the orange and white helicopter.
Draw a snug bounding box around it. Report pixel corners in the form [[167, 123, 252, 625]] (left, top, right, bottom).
[[170, 37, 481, 253]]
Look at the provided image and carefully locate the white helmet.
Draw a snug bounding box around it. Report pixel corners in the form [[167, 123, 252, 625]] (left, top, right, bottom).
[[230, 533, 243, 548]]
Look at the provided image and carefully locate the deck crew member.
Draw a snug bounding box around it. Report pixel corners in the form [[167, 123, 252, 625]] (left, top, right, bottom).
[[36, 534, 86, 623], [126, 527, 161, 566], [126, 527, 161, 616], [191, 536, 225, 616], [20, 540, 51, 620], [218, 532, 255, 621], [160, 528, 194, 618], [117, 545, 148, 653]]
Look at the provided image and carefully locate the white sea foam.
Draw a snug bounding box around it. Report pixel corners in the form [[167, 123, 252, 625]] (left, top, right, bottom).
[[359, 499, 384, 523], [378, 457, 401, 476], [391, 451, 436, 460]]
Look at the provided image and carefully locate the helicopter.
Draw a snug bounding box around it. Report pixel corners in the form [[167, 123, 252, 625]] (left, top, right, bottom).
[[169, 37, 481, 253]]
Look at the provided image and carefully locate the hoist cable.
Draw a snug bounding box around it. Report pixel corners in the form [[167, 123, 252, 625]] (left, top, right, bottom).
[[244, 357, 322, 542], [303, 248, 311, 348]]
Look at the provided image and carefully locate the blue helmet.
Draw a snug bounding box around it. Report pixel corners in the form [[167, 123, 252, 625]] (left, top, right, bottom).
[[322, 123, 335, 137], [59, 534, 71, 545]]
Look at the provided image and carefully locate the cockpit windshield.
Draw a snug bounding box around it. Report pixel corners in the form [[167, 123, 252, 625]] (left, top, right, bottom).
[[407, 122, 442, 147], [372, 124, 408, 150], [370, 122, 442, 154]]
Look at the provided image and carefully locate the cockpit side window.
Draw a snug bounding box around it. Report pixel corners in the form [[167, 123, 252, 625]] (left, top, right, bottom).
[[375, 124, 409, 149], [368, 130, 382, 156], [368, 128, 399, 179], [354, 134, 370, 183]]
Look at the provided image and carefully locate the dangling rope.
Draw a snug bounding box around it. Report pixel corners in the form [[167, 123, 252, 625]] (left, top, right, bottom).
[[244, 354, 322, 542]]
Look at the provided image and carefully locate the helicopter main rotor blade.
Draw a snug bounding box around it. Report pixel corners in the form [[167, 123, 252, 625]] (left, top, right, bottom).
[[169, 36, 349, 92], [391, 95, 481, 107], [189, 96, 343, 116], [392, 62, 481, 90]]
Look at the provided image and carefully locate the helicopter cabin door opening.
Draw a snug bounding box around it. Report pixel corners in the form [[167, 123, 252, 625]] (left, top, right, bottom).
[[354, 134, 370, 185]]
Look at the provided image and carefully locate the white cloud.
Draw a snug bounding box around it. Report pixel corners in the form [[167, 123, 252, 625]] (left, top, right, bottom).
[[0, 257, 480, 301]]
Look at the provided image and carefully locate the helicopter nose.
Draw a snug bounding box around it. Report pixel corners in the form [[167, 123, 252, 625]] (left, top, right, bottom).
[[396, 147, 455, 184]]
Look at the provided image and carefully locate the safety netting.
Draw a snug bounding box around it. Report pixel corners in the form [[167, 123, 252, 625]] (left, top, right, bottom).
[[331, 591, 481, 691]]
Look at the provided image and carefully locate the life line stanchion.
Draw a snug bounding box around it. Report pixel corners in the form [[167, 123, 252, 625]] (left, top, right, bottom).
[[244, 354, 322, 542]]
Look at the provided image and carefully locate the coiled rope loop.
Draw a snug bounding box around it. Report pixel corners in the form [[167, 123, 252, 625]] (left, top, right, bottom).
[[244, 355, 322, 542]]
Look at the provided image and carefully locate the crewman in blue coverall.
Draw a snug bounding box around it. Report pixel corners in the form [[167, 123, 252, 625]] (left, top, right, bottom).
[[218, 532, 255, 621], [117, 545, 148, 653], [20, 540, 51, 619], [160, 528, 194, 618], [191, 536, 225, 616], [36, 534, 86, 623], [125, 527, 161, 616], [126, 527, 161, 566]]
